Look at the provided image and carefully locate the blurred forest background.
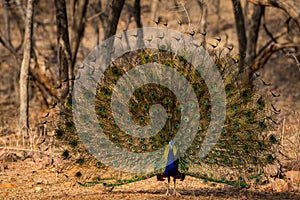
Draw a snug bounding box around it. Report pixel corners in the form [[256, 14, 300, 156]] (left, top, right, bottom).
[[0, 0, 300, 199]]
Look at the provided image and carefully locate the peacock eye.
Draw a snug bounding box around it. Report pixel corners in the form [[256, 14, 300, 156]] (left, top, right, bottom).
[[253, 157, 258, 163], [246, 112, 252, 119], [138, 88, 143, 95], [259, 121, 266, 130], [242, 90, 251, 100], [225, 86, 231, 93], [269, 135, 277, 144], [166, 113, 172, 120], [247, 130, 253, 137], [267, 155, 274, 162], [96, 162, 101, 167], [233, 105, 238, 111], [132, 147, 137, 152], [233, 135, 238, 141], [62, 150, 69, 159], [76, 158, 85, 165], [196, 70, 202, 77], [131, 103, 137, 109], [159, 45, 167, 51], [257, 97, 265, 109], [70, 140, 78, 147], [164, 98, 171, 104], [75, 172, 82, 178], [144, 105, 149, 111], [56, 129, 63, 139], [140, 117, 145, 122]]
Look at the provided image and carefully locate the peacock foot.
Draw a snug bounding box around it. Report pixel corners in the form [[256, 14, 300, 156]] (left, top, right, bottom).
[[173, 190, 181, 196], [165, 190, 171, 196]]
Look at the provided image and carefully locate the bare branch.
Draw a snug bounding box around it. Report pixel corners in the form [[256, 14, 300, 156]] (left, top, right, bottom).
[[55, 0, 73, 101], [197, 0, 208, 48], [15, 0, 26, 22], [133, 0, 142, 28], [180, 1, 191, 30], [249, 0, 300, 28], [286, 51, 300, 72], [231, 0, 248, 85], [20, 0, 36, 138], [2, 0, 12, 47], [250, 42, 300, 74], [246, 5, 265, 63], [103, 0, 125, 40], [0, 33, 16, 54], [151, 0, 160, 22], [70, 0, 89, 69]]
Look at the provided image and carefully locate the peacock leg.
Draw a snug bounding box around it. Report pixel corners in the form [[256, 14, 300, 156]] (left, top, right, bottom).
[[173, 177, 176, 195], [173, 178, 181, 196], [165, 176, 171, 195]]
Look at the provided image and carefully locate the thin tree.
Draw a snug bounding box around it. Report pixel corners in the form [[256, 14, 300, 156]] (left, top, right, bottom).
[[231, 0, 248, 86], [55, 0, 73, 103], [19, 0, 36, 140], [197, 0, 208, 48], [103, 0, 125, 40], [70, 0, 89, 70], [133, 0, 142, 28]]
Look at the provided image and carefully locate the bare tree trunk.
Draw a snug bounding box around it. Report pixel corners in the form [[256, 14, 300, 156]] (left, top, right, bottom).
[[133, 0, 142, 28], [231, 0, 249, 86], [70, 0, 89, 70], [244, 0, 249, 26], [15, 0, 26, 22], [246, 5, 265, 64], [55, 0, 72, 102], [197, 0, 207, 48], [103, 0, 125, 40], [90, 0, 102, 46], [215, 0, 221, 35], [19, 0, 35, 139], [151, 0, 159, 22], [2, 0, 12, 47]]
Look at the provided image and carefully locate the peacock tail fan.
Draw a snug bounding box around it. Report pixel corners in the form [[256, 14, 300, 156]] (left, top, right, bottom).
[[54, 31, 279, 189]]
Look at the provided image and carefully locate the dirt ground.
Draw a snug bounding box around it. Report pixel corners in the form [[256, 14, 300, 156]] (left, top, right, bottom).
[[0, 0, 300, 199]]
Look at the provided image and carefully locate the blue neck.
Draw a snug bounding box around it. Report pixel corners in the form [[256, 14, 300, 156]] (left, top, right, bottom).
[[163, 140, 179, 176]]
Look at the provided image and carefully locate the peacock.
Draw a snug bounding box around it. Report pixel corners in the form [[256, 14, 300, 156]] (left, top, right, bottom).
[[55, 27, 279, 195]]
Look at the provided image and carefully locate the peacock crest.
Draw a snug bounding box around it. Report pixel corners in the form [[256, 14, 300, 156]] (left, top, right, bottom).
[[55, 27, 279, 191]]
